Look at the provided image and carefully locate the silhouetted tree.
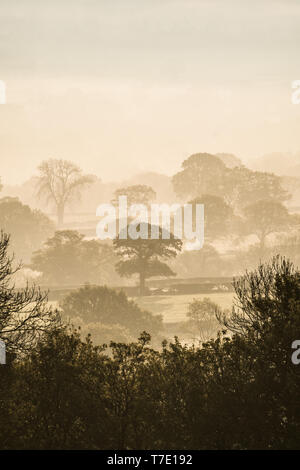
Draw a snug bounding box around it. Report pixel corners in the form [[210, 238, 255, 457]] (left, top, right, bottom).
[[113, 223, 182, 295], [186, 297, 220, 342], [189, 194, 234, 241], [0, 196, 54, 262], [36, 159, 95, 226], [31, 230, 117, 285], [243, 199, 290, 249], [0, 231, 59, 354], [172, 153, 289, 210], [60, 284, 162, 339], [224, 167, 289, 208], [172, 153, 227, 200]]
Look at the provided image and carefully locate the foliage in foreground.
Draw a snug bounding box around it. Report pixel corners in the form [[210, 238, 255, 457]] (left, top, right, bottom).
[[1, 257, 300, 449]]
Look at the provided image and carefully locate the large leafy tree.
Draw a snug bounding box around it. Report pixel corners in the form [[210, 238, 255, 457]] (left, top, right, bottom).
[[243, 199, 291, 249], [172, 153, 227, 200], [224, 167, 290, 209], [0, 197, 54, 262], [172, 153, 289, 211], [113, 223, 182, 295], [36, 159, 95, 226], [189, 194, 235, 241], [31, 230, 117, 286]]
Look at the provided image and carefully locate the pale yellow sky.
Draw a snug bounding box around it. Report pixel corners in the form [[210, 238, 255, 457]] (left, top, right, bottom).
[[1, 0, 300, 184]]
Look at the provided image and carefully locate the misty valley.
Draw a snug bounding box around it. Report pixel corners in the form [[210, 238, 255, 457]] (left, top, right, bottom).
[[1, 0, 300, 454]]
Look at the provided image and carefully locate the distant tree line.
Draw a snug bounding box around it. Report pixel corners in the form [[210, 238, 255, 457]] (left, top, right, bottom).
[[0, 152, 299, 287]]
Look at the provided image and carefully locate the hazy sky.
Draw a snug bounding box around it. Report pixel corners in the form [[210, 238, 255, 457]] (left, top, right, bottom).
[[1, 0, 300, 184]]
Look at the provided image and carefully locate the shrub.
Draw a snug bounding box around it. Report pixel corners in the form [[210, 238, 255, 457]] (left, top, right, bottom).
[[60, 285, 163, 341]]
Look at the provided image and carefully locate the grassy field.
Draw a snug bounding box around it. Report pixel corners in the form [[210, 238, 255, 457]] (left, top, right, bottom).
[[133, 292, 235, 323], [49, 291, 235, 323]]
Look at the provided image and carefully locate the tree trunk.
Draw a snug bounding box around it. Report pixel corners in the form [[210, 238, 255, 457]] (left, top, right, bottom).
[[57, 203, 65, 227]]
